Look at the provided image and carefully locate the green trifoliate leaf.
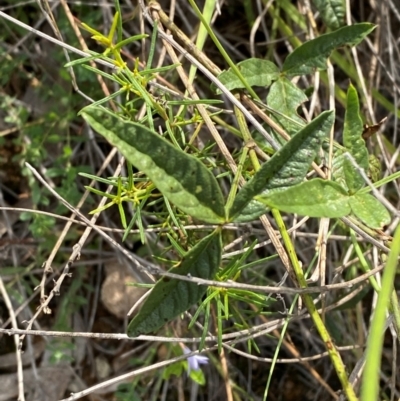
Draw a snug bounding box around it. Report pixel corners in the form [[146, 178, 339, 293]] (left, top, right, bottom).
[[213, 58, 279, 93], [256, 179, 351, 218], [267, 77, 308, 136], [348, 193, 390, 229], [282, 23, 376, 76], [229, 110, 334, 221], [127, 231, 222, 337], [342, 83, 369, 192], [81, 106, 226, 223]]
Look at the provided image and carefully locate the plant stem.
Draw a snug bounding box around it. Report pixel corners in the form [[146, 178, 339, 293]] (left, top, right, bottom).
[[272, 208, 358, 401]]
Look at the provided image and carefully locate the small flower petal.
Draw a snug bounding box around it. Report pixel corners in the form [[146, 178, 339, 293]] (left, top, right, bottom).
[[188, 356, 199, 372], [183, 346, 209, 374]]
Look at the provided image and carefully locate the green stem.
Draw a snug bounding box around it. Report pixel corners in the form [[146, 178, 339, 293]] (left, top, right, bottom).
[[187, 0, 215, 85], [350, 229, 380, 292], [272, 208, 358, 401], [225, 147, 248, 212], [389, 290, 400, 338], [234, 104, 260, 168], [188, 0, 259, 100]]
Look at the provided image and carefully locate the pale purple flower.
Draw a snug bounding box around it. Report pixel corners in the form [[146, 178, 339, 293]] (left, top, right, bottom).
[[183, 346, 209, 373]]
